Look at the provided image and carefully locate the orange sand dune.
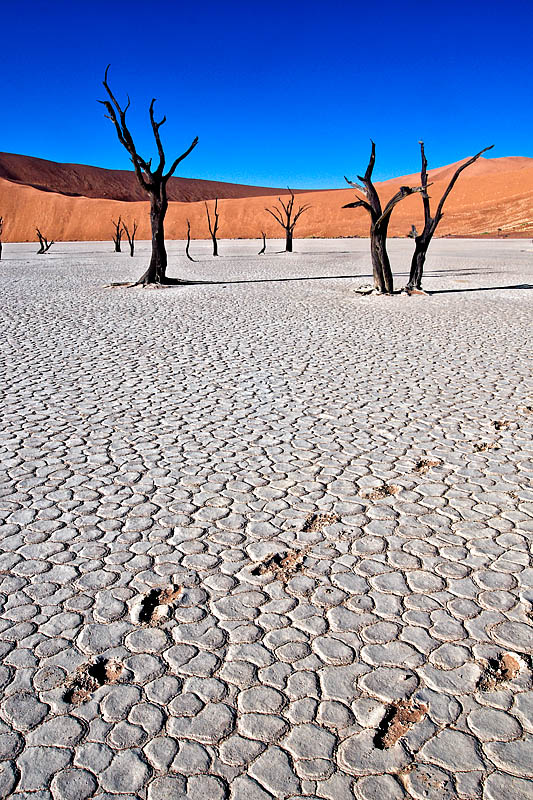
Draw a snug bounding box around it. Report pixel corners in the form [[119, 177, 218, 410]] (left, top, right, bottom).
[[1, 155, 533, 242]]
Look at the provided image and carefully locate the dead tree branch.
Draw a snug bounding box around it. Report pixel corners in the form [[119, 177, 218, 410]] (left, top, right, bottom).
[[258, 231, 266, 255]]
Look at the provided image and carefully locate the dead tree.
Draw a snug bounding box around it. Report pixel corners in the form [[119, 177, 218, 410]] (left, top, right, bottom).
[[343, 142, 423, 293], [258, 231, 266, 255], [0, 217, 3, 260], [36, 228, 54, 254], [100, 65, 198, 285], [205, 199, 220, 256], [266, 189, 310, 252], [186, 219, 196, 261], [122, 220, 138, 257], [407, 225, 418, 239], [406, 142, 494, 291], [112, 217, 123, 252]]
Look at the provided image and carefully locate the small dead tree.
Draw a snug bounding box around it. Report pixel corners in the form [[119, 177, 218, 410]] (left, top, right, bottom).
[[406, 142, 494, 291], [205, 199, 220, 256], [185, 219, 196, 261], [122, 220, 138, 257], [112, 217, 123, 252], [36, 228, 54, 254], [266, 189, 310, 252], [407, 225, 418, 239], [343, 142, 423, 294], [100, 65, 198, 285], [258, 231, 267, 255], [0, 217, 3, 260]]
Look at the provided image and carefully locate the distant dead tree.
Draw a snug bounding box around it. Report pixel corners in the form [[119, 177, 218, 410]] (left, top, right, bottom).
[[36, 228, 54, 254], [343, 142, 423, 293], [205, 199, 220, 256], [258, 231, 266, 255], [0, 216, 3, 260], [266, 188, 310, 252], [122, 220, 138, 257], [407, 225, 418, 239], [186, 219, 196, 261], [100, 65, 198, 285], [405, 142, 494, 292], [112, 217, 123, 252]]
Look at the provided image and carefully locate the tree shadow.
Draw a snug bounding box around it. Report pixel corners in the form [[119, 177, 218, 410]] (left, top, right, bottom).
[[428, 284, 533, 295]]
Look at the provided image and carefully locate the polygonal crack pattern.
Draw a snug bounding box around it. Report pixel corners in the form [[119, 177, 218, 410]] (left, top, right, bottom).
[[0, 240, 532, 799]]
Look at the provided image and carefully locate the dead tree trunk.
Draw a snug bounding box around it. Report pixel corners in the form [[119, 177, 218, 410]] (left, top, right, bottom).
[[258, 231, 266, 255], [100, 65, 198, 285], [0, 217, 3, 261], [343, 142, 423, 293], [112, 217, 123, 252], [405, 142, 494, 291], [122, 220, 138, 257], [205, 199, 219, 256], [185, 220, 196, 261], [36, 228, 54, 254], [266, 189, 310, 253]]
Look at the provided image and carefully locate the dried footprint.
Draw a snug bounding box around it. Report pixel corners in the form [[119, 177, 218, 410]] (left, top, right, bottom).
[[131, 585, 183, 625], [493, 420, 513, 430], [362, 484, 399, 500], [473, 441, 499, 452], [64, 658, 124, 705], [251, 547, 308, 582], [302, 512, 340, 532], [414, 458, 441, 474], [477, 653, 520, 691], [374, 700, 428, 749]]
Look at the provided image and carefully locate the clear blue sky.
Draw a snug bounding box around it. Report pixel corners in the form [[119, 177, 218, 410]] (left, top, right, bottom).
[[2, 0, 532, 188]]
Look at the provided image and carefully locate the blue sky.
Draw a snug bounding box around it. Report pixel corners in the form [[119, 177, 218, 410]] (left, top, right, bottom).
[[2, 0, 532, 187]]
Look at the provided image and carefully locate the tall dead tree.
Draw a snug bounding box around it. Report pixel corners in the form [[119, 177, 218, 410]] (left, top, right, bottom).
[[112, 217, 123, 252], [406, 142, 494, 291], [343, 142, 423, 294], [258, 231, 266, 255], [36, 228, 54, 254], [0, 217, 3, 260], [122, 220, 138, 257], [205, 199, 220, 256], [266, 189, 310, 252], [186, 219, 196, 261], [100, 65, 198, 285]]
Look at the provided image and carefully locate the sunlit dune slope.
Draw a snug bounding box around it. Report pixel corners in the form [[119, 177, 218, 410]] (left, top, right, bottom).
[[1, 155, 533, 242]]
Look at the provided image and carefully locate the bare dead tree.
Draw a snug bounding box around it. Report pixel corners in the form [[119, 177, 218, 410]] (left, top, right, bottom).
[[266, 189, 310, 252], [0, 217, 3, 261], [186, 219, 196, 261], [258, 231, 266, 255], [112, 216, 123, 252], [100, 65, 198, 285], [205, 199, 220, 256], [36, 228, 54, 254], [343, 142, 423, 294], [122, 220, 138, 257], [407, 225, 418, 239], [405, 142, 494, 291]]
